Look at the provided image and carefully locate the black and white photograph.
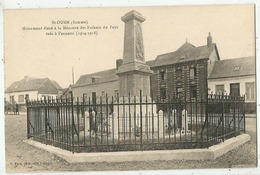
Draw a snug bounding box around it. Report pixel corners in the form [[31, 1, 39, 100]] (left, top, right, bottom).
[[2, 3, 258, 174]]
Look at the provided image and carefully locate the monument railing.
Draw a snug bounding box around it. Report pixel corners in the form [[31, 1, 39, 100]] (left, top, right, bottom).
[[26, 91, 245, 153]]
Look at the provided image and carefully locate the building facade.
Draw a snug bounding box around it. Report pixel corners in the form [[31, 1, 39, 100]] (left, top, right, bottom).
[[73, 68, 119, 103], [208, 56, 256, 113], [149, 33, 220, 102], [5, 76, 63, 111]]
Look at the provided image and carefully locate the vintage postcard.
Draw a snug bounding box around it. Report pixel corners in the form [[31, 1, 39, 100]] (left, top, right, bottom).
[[3, 4, 257, 174]]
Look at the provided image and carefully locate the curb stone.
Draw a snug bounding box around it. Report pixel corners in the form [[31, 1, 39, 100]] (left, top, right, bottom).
[[23, 134, 250, 163]]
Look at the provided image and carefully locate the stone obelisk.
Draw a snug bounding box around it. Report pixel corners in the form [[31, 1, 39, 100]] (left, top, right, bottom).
[[116, 10, 153, 97]]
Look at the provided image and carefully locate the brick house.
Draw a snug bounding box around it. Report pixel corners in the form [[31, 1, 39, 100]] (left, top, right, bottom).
[[149, 33, 220, 102]]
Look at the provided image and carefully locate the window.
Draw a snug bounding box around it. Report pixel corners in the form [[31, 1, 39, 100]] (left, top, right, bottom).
[[83, 93, 88, 101], [176, 68, 182, 78], [233, 66, 240, 71], [114, 90, 119, 100], [176, 87, 183, 98], [9, 96, 14, 103], [101, 91, 106, 99], [18, 95, 24, 103], [189, 67, 196, 79], [92, 92, 96, 104], [230, 83, 240, 96], [160, 87, 166, 100], [91, 76, 100, 83], [215, 84, 224, 94], [190, 86, 197, 98], [160, 71, 165, 81], [246, 82, 255, 100], [44, 95, 51, 100], [25, 94, 29, 101], [41, 95, 48, 100]]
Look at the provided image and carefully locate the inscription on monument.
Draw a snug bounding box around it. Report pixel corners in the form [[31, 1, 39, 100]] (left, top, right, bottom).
[[135, 22, 144, 61]]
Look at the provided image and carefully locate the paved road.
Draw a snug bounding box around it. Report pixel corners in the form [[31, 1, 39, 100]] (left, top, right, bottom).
[[4, 114, 257, 173], [246, 117, 257, 132]]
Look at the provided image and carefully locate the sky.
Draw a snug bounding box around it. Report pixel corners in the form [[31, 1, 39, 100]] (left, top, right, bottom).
[[3, 5, 255, 89]]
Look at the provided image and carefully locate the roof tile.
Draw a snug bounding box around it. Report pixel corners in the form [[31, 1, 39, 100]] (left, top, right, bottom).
[[5, 77, 62, 93], [153, 42, 217, 67], [74, 68, 119, 87], [208, 56, 255, 79]]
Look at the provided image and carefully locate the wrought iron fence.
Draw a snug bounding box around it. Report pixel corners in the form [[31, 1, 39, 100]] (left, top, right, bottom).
[[26, 91, 245, 153]]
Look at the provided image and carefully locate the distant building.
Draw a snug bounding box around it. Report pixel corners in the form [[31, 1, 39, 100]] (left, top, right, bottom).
[[57, 85, 73, 100], [208, 56, 256, 113], [73, 68, 119, 103], [5, 76, 63, 110]]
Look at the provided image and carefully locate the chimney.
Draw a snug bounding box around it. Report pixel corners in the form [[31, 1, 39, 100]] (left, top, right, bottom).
[[24, 76, 29, 81], [116, 59, 123, 70], [207, 32, 212, 47]]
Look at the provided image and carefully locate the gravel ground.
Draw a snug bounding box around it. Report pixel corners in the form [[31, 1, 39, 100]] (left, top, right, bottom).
[[5, 114, 257, 173]]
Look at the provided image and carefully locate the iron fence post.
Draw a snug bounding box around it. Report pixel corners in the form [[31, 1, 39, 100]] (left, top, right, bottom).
[[82, 94, 86, 146], [222, 93, 225, 142], [106, 93, 109, 145], [134, 95, 137, 147], [146, 95, 149, 143], [112, 95, 114, 145], [206, 94, 209, 148], [117, 93, 120, 144], [151, 92, 154, 143], [26, 100, 30, 139], [77, 97, 80, 147], [44, 96, 48, 145], [200, 94, 203, 148], [129, 92, 131, 143], [70, 91, 74, 153], [140, 90, 143, 150], [123, 95, 125, 144], [162, 96, 165, 143], [239, 97, 241, 133], [233, 97, 236, 135], [190, 93, 192, 142], [195, 94, 198, 142], [100, 96, 103, 145], [89, 96, 92, 147], [243, 95, 246, 134]]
